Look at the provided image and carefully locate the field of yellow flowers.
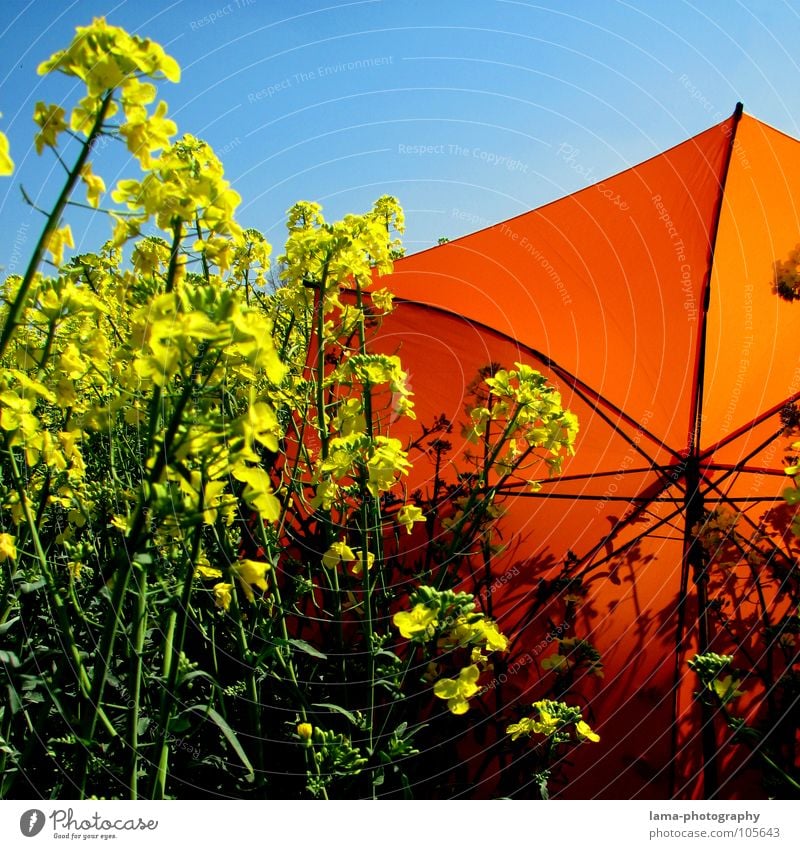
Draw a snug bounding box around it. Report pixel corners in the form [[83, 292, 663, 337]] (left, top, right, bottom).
[[0, 20, 604, 800]]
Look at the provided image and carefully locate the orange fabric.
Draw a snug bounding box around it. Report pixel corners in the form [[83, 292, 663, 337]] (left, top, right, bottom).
[[705, 117, 800, 448], [372, 110, 800, 798], [387, 118, 734, 454]]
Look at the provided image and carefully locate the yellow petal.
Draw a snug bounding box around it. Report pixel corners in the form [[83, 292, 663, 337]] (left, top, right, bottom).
[[575, 720, 600, 743], [433, 679, 459, 700], [0, 130, 13, 176], [448, 697, 470, 715]]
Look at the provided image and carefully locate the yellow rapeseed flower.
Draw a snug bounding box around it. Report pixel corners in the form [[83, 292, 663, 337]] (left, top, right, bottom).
[[575, 720, 600, 743], [366, 436, 411, 497], [531, 703, 560, 736], [37, 17, 180, 89], [349, 550, 375, 577], [397, 504, 425, 534], [213, 582, 233, 611], [33, 102, 67, 154], [433, 665, 481, 715], [393, 603, 438, 640], [46, 224, 74, 267], [80, 163, 105, 208], [232, 464, 281, 522], [120, 100, 177, 168], [711, 674, 744, 704], [195, 563, 223, 580], [321, 539, 357, 570], [0, 533, 17, 562], [506, 718, 535, 741], [476, 619, 509, 652], [0, 126, 13, 175], [231, 559, 270, 603]]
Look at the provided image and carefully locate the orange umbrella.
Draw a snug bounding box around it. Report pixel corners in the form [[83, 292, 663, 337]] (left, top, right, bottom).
[[374, 104, 800, 798]]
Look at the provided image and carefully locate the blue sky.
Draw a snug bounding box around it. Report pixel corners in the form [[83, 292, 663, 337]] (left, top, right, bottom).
[[2, 0, 800, 266]]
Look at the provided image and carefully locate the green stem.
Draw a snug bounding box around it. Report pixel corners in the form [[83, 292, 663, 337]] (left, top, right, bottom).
[[721, 708, 800, 793], [4, 444, 115, 742], [144, 222, 184, 451], [164, 221, 184, 294], [34, 319, 58, 378], [151, 527, 201, 799], [0, 698, 13, 790], [129, 564, 148, 799], [226, 586, 265, 780], [361, 500, 377, 792], [0, 91, 114, 360], [4, 444, 114, 798], [353, 282, 384, 797], [78, 552, 132, 797], [757, 747, 800, 792], [216, 513, 265, 780], [440, 407, 523, 575], [194, 216, 210, 281], [422, 441, 446, 579], [328, 562, 348, 703], [80, 355, 201, 795], [256, 521, 327, 799]]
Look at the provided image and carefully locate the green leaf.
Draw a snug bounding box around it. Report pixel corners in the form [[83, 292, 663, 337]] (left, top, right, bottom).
[[185, 705, 255, 783], [375, 649, 402, 663], [312, 702, 359, 726], [177, 669, 217, 687], [6, 686, 22, 715], [0, 650, 19, 668], [168, 715, 191, 734], [288, 638, 327, 660], [0, 616, 20, 636]]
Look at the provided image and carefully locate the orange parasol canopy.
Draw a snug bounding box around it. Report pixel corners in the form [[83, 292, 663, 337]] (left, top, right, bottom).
[[374, 105, 800, 798]]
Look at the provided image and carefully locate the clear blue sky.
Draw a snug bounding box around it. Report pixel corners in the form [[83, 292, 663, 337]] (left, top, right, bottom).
[[2, 0, 800, 266]]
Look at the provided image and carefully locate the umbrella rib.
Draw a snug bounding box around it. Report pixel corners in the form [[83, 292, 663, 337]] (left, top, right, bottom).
[[700, 390, 800, 460], [570, 428, 773, 578], [688, 101, 744, 458], [703, 426, 787, 493], [702, 476, 796, 567], [494, 490, 681, 502], [686, 425, 795, 583], [498, 466, 661, 486], [703, 495, 787, 503], [704, 463, 787, 478], [545, 360, 683, 477], [387, 295, 682, 463], [496, 488, 786, 504]]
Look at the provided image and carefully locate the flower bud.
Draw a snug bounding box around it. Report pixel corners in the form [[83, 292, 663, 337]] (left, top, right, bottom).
[[297, 722, 313, 746]]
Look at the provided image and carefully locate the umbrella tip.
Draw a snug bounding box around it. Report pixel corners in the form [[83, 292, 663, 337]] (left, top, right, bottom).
[[734, 101, 744, 117]]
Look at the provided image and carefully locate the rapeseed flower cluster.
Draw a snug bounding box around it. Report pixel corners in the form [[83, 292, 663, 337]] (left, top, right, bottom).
[[0, 17, 595, 800], [393, 586, 509, 715], [506, 699, 600, 744]]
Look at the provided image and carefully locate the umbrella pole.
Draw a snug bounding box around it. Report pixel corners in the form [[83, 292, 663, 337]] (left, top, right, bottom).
[[686, 457, 719, 798], [672, 102, 744, 799], [671, 456, 718, 798]]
